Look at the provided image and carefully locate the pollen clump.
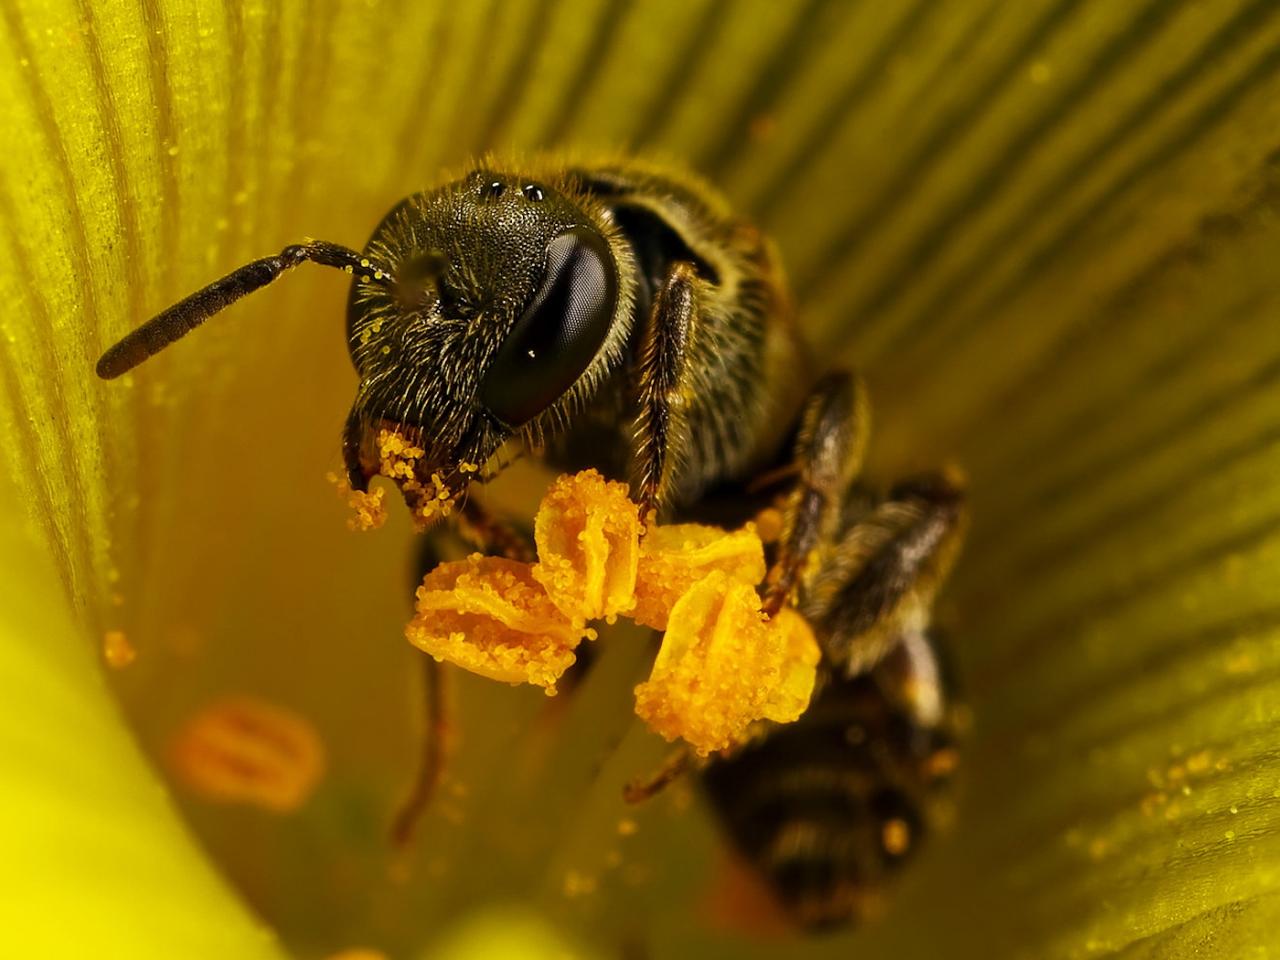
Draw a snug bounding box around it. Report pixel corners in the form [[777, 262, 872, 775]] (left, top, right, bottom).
[[631, 523, 766, 629], [408, 470, 821, 751], [169, 696, 326, 812], [532, 469, 641, 622], [633, 572, 820, 756], [377, 427, 457, 529], [331, 424, 455, 532], [330, 472, 388, 531], [406, 554, 590, 693]]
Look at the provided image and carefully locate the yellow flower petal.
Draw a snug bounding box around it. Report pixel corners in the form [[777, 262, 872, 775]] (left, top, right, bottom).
[[0, 511, 285, 960], [4, 0, 1280, 956]]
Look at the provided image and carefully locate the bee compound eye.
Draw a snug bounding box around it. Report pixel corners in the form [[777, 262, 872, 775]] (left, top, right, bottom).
[[478, 227, 618, 427]]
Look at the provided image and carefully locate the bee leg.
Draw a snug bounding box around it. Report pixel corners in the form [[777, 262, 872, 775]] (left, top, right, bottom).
[[632, 261, 699, 519], [622, 744, 698, 804], [390, 533, 456, 848], [391, 511, 535, 848], [808, 472, 967, 678], [390, 652, 450, 848], [761, 371, 869, 617], [874, 627, 947, 732], [865, 630, 964, 805]]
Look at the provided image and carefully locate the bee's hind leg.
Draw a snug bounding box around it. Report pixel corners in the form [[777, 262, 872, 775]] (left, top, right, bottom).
[[807, 471, 967, 678], [873, 626, 948, 732], [623, 744, 698, 804]]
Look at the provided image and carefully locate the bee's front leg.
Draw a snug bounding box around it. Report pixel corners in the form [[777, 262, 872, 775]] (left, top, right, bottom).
[[390, 534, 454, 848], [390, 656, 449, 848], [631, 261, 699, 520], [391, 502, 535, 848]]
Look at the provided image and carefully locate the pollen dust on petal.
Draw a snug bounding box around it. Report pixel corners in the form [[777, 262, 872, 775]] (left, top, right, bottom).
[[169, 696, 326, 812]]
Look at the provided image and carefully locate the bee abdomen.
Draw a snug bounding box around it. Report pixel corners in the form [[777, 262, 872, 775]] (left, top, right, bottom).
[[701, 669, 957, 931]]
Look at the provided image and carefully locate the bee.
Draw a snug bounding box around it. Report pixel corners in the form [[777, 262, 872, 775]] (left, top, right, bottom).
[[97, 155, 966, 931], [700, 476, 967, 931]]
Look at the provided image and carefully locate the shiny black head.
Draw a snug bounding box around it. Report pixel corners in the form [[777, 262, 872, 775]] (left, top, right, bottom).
[[94, 165, 636, 495], [345, 168, 634, 481]]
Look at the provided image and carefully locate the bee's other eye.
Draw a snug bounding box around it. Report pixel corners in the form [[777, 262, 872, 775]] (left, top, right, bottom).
[[478, 227, 617, 427]]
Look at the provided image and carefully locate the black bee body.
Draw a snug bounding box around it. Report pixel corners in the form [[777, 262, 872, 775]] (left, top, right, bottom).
[[702, 635, 961, 930], [96, 154, 966, 934]]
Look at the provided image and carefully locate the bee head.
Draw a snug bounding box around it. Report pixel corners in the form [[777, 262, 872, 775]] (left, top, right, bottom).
[[344, 168, 635, 485], [95, 166, 634, 504]]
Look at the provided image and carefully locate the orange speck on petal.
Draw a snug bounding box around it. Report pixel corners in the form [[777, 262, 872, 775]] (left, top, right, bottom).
[[102, 629, 136, 669], [169, 696, 326, 812], [881, 817, 912, 855]]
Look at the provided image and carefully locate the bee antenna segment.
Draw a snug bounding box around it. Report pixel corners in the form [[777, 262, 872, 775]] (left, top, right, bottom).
[[95, 240, 394, 379]]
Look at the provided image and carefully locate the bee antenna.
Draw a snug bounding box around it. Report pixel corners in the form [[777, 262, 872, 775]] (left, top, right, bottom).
[[95, 240, 395, 380]]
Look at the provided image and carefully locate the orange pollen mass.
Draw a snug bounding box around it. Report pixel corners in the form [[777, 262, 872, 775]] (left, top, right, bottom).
[[406, 554, 590, 694], [402, 469, 822, 752]]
